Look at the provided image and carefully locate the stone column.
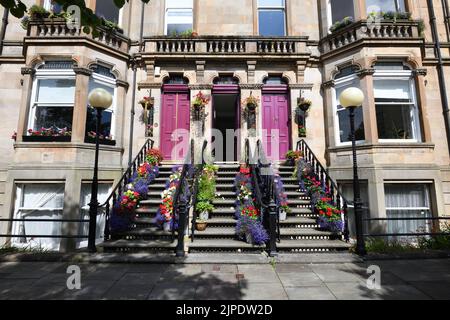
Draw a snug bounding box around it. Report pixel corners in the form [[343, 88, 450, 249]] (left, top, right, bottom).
[[240, 85, 262, 163], [247, 61, 257, 84], [414, 68, 432, 142], [72, 67, 93, 144], [115, 80, 129, 147], [16, 67, 35, 142], [358, 68, 378, 144], [195, 61, 206, 83], [321, 80, 336, 149], [289, 87, 301, 148], [189, 85, 212, 164]]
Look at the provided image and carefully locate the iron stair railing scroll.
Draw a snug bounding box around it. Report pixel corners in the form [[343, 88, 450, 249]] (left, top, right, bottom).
[[190, 140, 208, 243]]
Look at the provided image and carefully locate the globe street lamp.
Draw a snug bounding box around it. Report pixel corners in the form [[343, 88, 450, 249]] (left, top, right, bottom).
[[339, 87, 367, 256], [87, 88, 113, 253]]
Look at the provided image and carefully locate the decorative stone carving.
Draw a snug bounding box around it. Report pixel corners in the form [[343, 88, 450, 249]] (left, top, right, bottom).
[[73, 67, 93, 76], [239, 84, 263, 90], [116, 79, 130, 90], [196, 60, 206, 83], [321, 80, 335, 89], [21, 67, 35, 76], [414, 68, 428, 77], [356, 68, 375, 78], [189, 84, 213, 90]]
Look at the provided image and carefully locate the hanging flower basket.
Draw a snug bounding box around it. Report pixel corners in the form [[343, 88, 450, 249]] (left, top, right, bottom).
[[297, 97, 312, 112], [139, 97, 154, 110], [242, 94, 260, 113], [299, 125, 307, 138]]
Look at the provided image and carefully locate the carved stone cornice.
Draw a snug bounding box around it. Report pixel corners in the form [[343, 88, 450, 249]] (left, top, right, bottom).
[[138, 82, 162, 90], [189, 84, 213, 90], [116, 79, 130, 90], [356, 68, 375, 78], [21, 67, 35, 76], [321, 80, 335, 89], [289, 83, 314, 90], [413, 68, 428, 76], [73, 67, 93, 76], [239, 84, 263, 90]]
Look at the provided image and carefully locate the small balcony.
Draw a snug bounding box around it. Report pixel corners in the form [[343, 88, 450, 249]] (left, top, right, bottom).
[[320, 20, 422, 56], [143, 35, 311, 59], [26, 18, 130, 54]]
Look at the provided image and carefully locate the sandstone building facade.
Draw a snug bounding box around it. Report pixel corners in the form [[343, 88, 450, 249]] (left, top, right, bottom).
[[0, 0, 449, 251]]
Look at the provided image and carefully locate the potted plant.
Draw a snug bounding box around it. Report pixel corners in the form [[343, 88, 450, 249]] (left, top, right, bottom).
[[285, 150, 302, 166], [316, 196, 345, 235], [299, 125, 307, 138], [196, 201, 214, 221], [297, 97, 312, 112], [192, 91, 210, 121], [195, 219, 208, 232], [28, 5, 51, 20]]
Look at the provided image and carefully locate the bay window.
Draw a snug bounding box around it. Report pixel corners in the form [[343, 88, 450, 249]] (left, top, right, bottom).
[[328, 0, 354, 25], [86, 65, 116, 143], [165, 0, 193, 35], [11, 183, 65, 251], [385, 183, 432, 239], [95, 0, 121, 24], [366, 0, 406, 15], [333, 68, 365, 144], [374, 63, 422, 142], [28, 62, 76, 137], [258, 0, 286, 36]]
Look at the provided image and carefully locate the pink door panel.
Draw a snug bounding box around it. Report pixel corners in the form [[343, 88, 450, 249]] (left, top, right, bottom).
[[262, 94, 290, 160], [160, 92, 190, 160]]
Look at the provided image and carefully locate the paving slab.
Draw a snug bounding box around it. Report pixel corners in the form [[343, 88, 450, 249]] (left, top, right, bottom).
[[278, 272, 324, 287], [102, 284, 153, 300], [148, 282, 197, 300], [240, 282, 288, 300], [285, 286, 336, 300], [409, 281, 450, 300]]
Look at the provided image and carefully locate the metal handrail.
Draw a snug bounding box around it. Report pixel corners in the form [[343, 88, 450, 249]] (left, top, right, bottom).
[[296, 139, 350, 241], [100, 139, 154, 241], [191, 140, 208, 243]]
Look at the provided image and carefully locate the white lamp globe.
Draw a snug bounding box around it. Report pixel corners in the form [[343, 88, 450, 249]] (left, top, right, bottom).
[[339, 87, 365, 109], [88, 88, 113, 110]]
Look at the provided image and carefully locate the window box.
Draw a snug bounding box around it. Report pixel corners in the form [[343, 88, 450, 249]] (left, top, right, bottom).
[[84, 136, 116, 146], [22, 135, 71, 143]]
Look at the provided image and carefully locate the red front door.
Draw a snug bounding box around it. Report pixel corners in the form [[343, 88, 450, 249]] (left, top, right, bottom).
[[160, 91, 190, 160], [262, 93, 290, 160]]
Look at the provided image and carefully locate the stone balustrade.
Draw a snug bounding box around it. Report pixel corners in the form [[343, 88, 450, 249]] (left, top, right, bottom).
[[145, 36, 308, 56], [320, 20, 421, 55], [27, 18, 130, 54]]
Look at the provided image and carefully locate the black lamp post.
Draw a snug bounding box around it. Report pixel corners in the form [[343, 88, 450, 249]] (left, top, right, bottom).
[[339, 87, 366, 256], [87, 88, 113, 253]]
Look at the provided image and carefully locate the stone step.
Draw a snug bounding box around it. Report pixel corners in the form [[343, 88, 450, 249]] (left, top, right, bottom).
[[279, 217, 318, 225], [114, 227, 174, 239], [285, 199, 310, 205], [217, 171, 237, 176], [214, 191, 236, 198], [207, 217, 237, 226], [192, 227, 236, 237], [279, 228, 334, 237], [280, 177, 298, 184], [277, 165, 295, 172], [148, 184, 168, 190], [188, 239, 265, 252], [216, 177, 236, 183], [140, 199, 164, 205], [276, 240, 351, 252], [211, 207, 236, 215], [216, 184, 236, 190], [212, 199, 236, 206], [101, 239, 177, 252]]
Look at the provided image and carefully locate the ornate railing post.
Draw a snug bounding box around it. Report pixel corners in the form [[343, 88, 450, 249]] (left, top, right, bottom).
[[176, 200, 188, 257], [268, 200, 278, 257]]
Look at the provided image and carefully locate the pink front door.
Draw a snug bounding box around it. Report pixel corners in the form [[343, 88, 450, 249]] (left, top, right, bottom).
[[262, 93, 290, 160], [160, 91, 190, 160]]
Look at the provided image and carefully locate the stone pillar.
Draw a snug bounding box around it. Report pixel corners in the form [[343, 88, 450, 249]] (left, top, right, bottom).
[[241, 85, 262, 163], [247, 61, 257, 84], [72, 67, 93, 144], [357, 68, 378, 144], [115, 80, 129, 147], [296, 61, 307, 84], [367, 170, 387, 235], [195, 61, 206, 83], [414, 68, 432, 143], [289, 88, 301, 147], [321, 80, 336, 150], [190, 85, 212, 164], [16, 67, 35, 142]]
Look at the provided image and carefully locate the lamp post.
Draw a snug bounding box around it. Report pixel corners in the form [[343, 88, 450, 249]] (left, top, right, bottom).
[[339, 87, 367, 256], [87, 88, 113, 253]]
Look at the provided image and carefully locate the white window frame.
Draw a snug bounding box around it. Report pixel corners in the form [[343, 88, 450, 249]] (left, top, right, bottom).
[[88, 72, 117, 140], [332, 74, 366, 146], [366, 0, 406, 15], [11, 182, 65, 251], [327, 0, 355, 32], [257, 0, 287, 36], [164, 0, 194, 36], [374, 69, 422, 143], [95, 0, 123, 27], [27, 66, 76, 133]]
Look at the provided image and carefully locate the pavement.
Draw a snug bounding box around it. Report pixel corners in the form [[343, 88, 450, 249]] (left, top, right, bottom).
[[0, 258, 449, 300]]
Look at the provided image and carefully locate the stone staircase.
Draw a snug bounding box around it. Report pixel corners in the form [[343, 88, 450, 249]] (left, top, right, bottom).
[[101, 164, 179, 253], [275, 165, 351, 253]]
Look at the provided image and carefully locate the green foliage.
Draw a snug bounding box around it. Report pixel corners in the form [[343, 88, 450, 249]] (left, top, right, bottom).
[[197, 175, 216, 202], [169, 28, 195, 38], [1, 0, 151, 33], [418, 223, 450, 250], [196, 201, 214, 213], [0, 244, 51, 255], [417, 19, 425, 37], [329, 16, 354, 33]]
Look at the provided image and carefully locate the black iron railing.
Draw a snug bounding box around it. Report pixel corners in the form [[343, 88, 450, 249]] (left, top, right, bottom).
[[245, 139, 278, 256], [296, 139, 350, 242], [190, 140, 208, 243], [100, 139, 155, 241]]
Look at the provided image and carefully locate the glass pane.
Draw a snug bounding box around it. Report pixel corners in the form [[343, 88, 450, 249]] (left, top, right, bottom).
[[95, 0, 120, 23], [366, 0, 405, 14], [34, 106, 73, 131], [258, 0, 285, 7], [330, 0, 355, 23], [37, 79, 75, 104], [339, 182, 370, 238], [374, 62, 409, 71], [21, 184, 65, 209], [88, 81, 114, 98], [338, 108, 365, 142], [86, 108, 113, 138], [166, 0, 193, 8], [374, 79, 412, 100], [259, 10, 286, 36], [167, 23, 193, 35], [376, 104, 417, 139]]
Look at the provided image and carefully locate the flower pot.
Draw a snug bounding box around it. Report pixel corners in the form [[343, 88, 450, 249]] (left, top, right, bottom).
[[285, 158, 295, 166], [299, 132, 307, 138], [279, 209, 287, 221], [23, 135, 71, 143], [163, 221, 172, 232], [199, 211, 209, 221], [195, 222, 207, 232], [246, 103, 257, 111], [298, 103, 311, 112]]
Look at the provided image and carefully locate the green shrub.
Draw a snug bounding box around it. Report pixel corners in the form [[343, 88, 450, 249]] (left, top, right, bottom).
[[196, 201, 214, 213]]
